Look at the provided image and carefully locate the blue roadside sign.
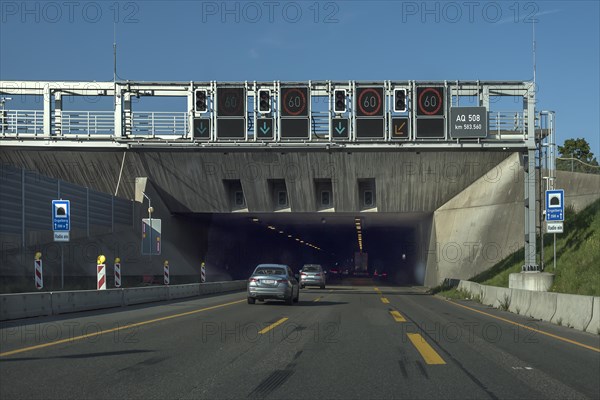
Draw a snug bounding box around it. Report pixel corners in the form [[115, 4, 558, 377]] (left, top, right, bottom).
[[52, 200, 70, 231], [545, 189, 564, 222]]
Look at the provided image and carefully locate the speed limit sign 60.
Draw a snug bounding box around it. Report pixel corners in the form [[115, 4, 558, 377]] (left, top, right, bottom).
[[416, 87, 445, 116]]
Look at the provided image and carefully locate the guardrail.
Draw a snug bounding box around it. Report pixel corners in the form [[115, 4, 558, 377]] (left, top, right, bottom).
[[456, 280, 599, 334], [131, 111, 188, 138], [1, 108, 537, 144], [60, 111, 115, 136], [0, 281, 247, 321], [0, 110, 44, 136]]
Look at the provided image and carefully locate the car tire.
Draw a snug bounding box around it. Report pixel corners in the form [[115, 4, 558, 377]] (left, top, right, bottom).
[[294, 290, 299, 303], [247, 297, 256, 304]]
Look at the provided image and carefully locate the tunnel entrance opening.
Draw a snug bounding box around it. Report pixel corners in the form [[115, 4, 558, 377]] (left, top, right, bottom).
[[189, 212, 432, 286]]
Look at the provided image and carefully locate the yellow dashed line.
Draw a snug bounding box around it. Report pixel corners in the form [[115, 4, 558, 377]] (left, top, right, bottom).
[[258, 317, 289, 334], [407, 333, 446, 365], [380, 297, 390, 304], [390, 310, 406, 322]]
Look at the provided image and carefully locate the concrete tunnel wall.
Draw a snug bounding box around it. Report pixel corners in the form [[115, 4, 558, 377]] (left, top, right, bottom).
[[1, 149, 512, 213], [2, 148, 599, 289], [425, 153, 600, 287]]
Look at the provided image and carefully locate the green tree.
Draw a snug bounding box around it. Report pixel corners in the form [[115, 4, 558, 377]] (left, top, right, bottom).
[[556, 138, 600, 174]]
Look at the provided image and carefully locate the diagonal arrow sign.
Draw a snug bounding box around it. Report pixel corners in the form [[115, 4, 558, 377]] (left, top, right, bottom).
[[335, 121, 346, 134], [395, 121, 406, 135]]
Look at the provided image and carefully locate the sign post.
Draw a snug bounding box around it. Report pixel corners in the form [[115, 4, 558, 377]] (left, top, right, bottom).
[[545, 189, 565, 270], [52, 200, 70, 289]]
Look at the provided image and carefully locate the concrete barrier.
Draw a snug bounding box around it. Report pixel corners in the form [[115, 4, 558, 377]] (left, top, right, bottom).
[[168, 284, 200, 300], [526, 291, 558, 322], [52, 289, 123, 315], [0, 280, 246, 321], [586, 297, 600, 334], [508, 288, 532, 315], [123, 286, 169, 306], [551, 293, 594, 331], [481, 285, 497, 307], [0, 292, 52, 321]]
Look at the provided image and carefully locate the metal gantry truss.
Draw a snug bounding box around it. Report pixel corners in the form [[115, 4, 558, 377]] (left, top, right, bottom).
[[0, 80, 538, 150]]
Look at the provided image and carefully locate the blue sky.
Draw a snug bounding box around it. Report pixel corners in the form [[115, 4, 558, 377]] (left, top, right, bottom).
[[1, 0, 598, 154]]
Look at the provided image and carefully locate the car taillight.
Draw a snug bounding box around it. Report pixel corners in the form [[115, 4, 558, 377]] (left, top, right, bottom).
[[249, 278, 258, 282], [382, 273, 387, 277], [301, 272, 307, 276], [314, 273, 321, 276]]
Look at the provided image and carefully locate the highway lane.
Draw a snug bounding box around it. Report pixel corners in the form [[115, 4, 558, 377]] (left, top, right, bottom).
[[1, 284, 599, 400]]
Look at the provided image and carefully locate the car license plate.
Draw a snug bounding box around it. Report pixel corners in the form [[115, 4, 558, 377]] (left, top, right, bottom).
[[263, 279, 276, 284]]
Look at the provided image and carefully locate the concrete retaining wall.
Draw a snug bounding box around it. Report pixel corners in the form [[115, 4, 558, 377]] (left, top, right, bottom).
[[0, 281, 246, 321], [456, 280, 599, 333]]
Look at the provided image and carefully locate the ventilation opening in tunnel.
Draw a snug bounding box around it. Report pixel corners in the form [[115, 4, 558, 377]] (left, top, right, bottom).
[[190, 212, 432, 286]]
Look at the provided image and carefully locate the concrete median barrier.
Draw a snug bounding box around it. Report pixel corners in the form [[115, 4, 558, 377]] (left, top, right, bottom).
[[0, 292, 52, 321], [527, 291, 558, 322], [123, 286, 169, 306], [586, 297, 600, 334], [551, 293, 594, 331], [508, 288, 532, 315], [0, 280, 247, 321], [52, 289, 123, 315], [168, 284, 200, 300]]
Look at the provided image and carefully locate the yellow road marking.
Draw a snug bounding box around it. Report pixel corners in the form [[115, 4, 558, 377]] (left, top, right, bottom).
[[0, 299, 246, 358], [390, 310, 406, 322], [443, 299, 600, 353], [407, 333, 446, 365], [313, 297, 321, 302], [374, 287, 380, 292], [329, 289, 333, 293], [258, 317, 289, 334], [380, 297, 390, 304]]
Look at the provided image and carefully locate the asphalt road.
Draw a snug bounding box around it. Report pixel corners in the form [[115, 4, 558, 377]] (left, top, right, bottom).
[[1, 282, 599, 399]]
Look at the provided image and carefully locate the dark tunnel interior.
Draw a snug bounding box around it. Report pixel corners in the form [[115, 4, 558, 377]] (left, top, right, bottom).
[[190, 213, 432, 285]]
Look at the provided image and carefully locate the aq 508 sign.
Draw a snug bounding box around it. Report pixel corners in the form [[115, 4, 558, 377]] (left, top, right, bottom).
[[450, 107, 488, 138]]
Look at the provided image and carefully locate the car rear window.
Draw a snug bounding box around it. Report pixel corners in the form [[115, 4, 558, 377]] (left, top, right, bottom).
[[302, 266, 321, 272], [254, 268, 286, 275]]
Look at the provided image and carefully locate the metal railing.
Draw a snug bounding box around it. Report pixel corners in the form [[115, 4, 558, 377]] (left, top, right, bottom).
[[0, 110, 44, 136], [0, 108, 539, 144], [131, 112, 188, 138], [488, 111, 527, 140], [60, 111, 115, 136]]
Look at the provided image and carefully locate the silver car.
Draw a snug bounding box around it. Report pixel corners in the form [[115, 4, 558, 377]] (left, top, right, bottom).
[[247, 264, 300, 305], [300, 264, 326, 289]]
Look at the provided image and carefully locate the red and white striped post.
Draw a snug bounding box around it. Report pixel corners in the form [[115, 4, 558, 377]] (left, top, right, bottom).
[[97, 255, 106, 290], [34, 251, 43, 290], [200, 262, 206, 283], [114, 257, 121, 288], [163, 260, 170, 285]]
